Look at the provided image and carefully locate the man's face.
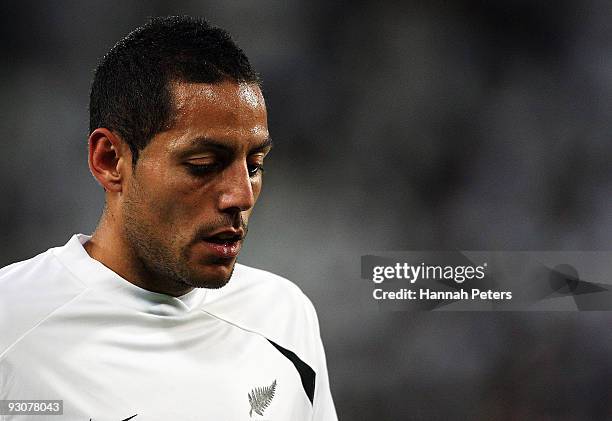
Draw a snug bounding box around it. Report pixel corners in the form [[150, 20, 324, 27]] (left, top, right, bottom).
[[120, 80, 271, 291]]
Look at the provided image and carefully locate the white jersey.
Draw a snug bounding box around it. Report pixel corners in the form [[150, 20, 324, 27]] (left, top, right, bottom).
[[0, 234, 337, 421]]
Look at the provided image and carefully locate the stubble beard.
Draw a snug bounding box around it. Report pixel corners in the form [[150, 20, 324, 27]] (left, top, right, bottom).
[[122, 196, 239, 294]]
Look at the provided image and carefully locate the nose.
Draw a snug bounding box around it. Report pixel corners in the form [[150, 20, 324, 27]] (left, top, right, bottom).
[[217, 161, 255, 213]]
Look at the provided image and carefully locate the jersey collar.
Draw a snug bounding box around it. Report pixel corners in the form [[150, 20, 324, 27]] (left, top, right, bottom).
[[53, 234, 207, 316]]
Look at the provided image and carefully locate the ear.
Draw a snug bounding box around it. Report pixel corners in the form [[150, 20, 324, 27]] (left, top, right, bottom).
[[88, 128, 132, 192]]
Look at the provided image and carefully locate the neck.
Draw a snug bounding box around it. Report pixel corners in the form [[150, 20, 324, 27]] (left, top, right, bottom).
[[84, 210, 194, 297]]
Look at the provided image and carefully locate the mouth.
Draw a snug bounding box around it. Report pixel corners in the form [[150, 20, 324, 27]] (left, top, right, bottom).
[[199, 230, 244, 259]]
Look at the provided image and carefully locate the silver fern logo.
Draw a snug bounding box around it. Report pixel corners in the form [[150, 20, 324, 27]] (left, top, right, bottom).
[[248, 379, 277, 417]]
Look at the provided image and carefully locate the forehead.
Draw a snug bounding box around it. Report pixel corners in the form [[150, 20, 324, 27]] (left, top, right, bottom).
[[154, 80, 268, 153], [171, 80, 265, 117]]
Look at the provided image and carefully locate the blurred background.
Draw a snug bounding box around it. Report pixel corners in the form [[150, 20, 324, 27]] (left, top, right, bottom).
[[2, 0, 612, 419]]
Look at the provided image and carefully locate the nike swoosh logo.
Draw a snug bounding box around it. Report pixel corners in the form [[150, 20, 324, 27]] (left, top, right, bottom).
[[89, 415, 137, 421]]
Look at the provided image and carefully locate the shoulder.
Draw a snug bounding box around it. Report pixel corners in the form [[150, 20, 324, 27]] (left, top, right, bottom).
[[0, 246, 86, 357], [0, 247, 70, 294], [202, 263, 320, 357], [207, 263, 317, 317], [227, 263, 314, 307]]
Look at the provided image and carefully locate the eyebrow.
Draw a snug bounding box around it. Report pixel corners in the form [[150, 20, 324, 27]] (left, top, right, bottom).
[[181, 136, 273, 155], [251, 136, 273, 153]]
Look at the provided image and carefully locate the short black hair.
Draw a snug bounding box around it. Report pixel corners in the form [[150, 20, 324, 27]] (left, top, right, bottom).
[[89, 16, 259, 164]]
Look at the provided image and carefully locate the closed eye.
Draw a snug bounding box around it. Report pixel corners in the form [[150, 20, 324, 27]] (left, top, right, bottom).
[[186, 162, 221, 175]]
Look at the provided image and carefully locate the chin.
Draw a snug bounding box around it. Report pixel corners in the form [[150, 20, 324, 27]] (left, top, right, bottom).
[[187, 261, 235, 289]]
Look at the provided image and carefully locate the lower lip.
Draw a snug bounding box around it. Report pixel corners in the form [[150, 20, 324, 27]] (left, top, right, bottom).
[[201, 240, 242, 258]]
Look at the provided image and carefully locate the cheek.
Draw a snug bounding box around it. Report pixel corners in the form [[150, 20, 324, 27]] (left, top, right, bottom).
[[149, 176, 221, 229], [130, 170, 189, 224], [148, 188, 182, 223]]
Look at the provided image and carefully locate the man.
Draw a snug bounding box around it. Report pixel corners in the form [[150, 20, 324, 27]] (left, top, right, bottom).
[[0, 16, 337, 421]]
